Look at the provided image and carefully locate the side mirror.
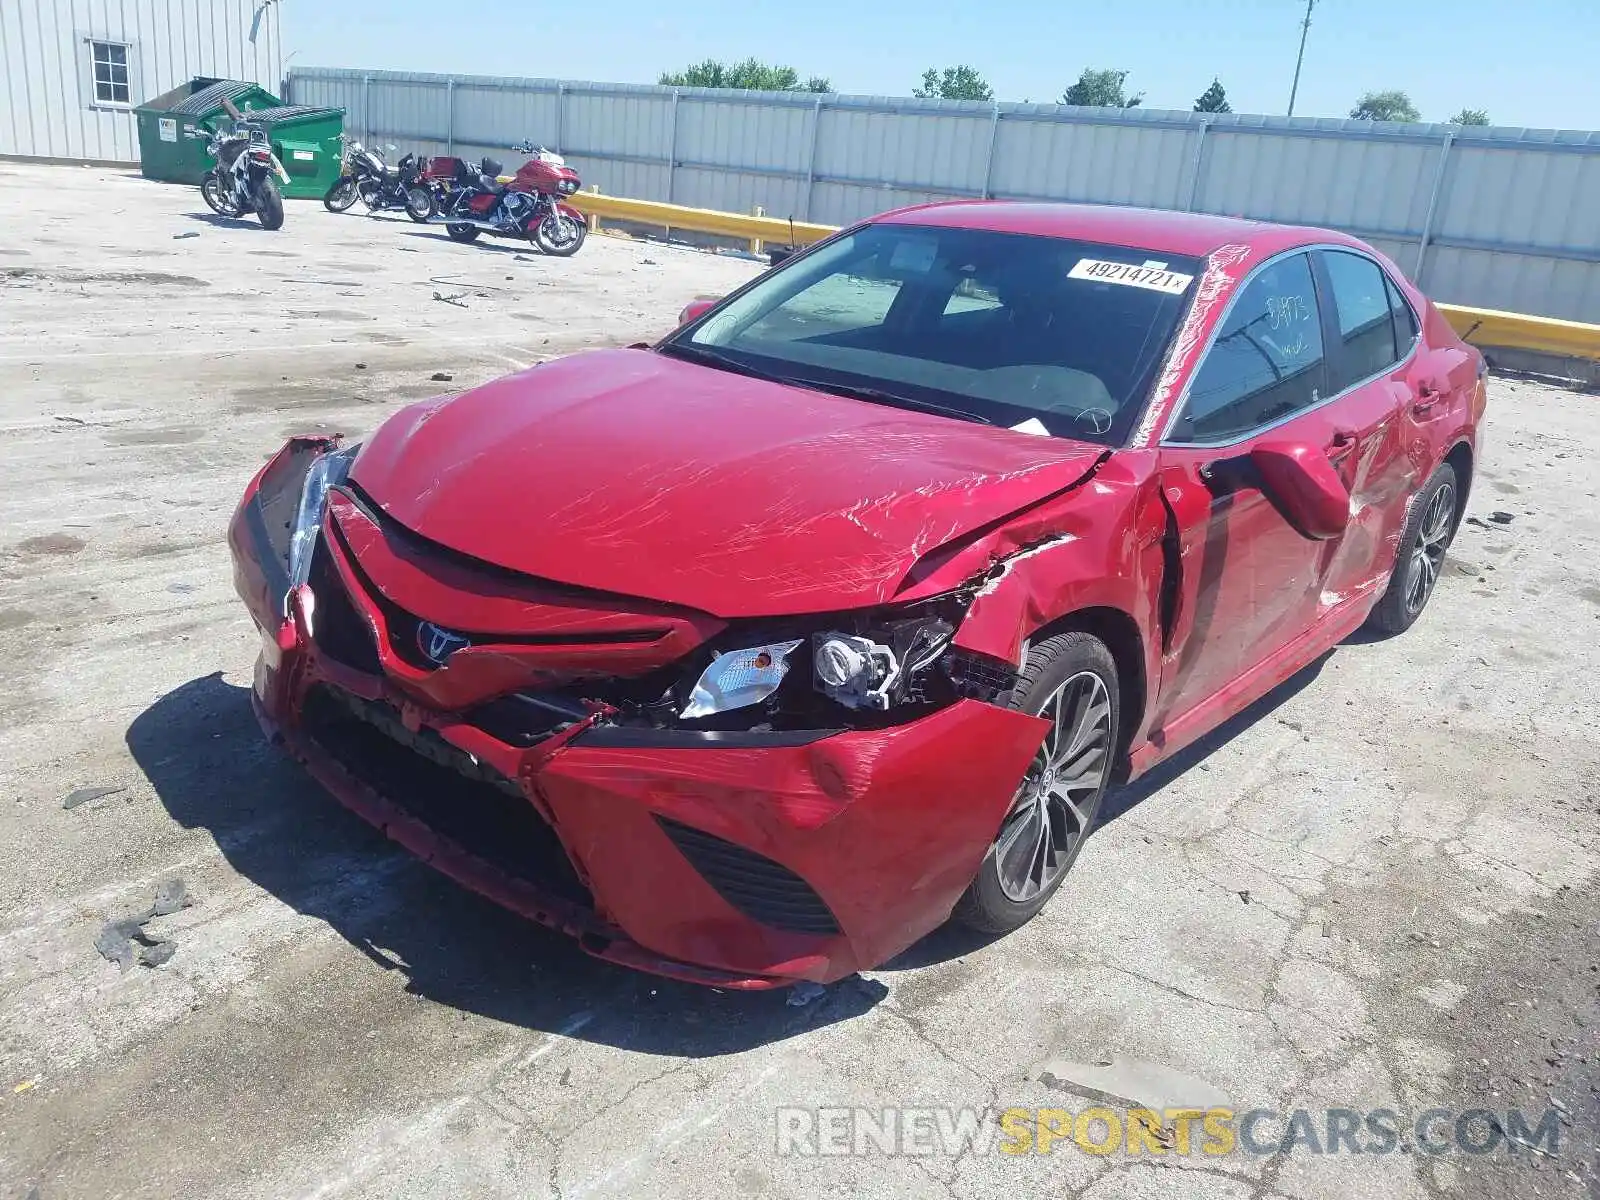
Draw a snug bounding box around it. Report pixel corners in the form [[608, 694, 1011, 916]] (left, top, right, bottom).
[[1250, 441, 1351, 540], [678, 297, 719, 326]]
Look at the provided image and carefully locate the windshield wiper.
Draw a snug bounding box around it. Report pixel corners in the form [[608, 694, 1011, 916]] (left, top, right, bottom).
[[782, 378, 994, 425], [660, 343, 993, 426], [657, 341, 778, 382]]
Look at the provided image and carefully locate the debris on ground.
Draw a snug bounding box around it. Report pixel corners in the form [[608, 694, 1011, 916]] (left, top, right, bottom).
[[432, 291, 469, 308], [430, 372, 453, 382], [95, 879, 194, 972], [1490, 511, 1515, 524], [1238, 890, 1252, 905], [172, 231, 199, 240], [52, 414, 86, 425], [786, 981, 827, 1007], [63, 784, 125, 810], [354, 362, 367, 370]]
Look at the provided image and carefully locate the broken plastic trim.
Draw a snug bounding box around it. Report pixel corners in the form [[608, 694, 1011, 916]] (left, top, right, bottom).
[[287, 443, 360, 606]]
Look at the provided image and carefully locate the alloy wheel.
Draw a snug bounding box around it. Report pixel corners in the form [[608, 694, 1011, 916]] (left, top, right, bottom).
[[995, 670, 1112, 903], [542, 213, 580, 247], [1404, 481, 1455, 615]]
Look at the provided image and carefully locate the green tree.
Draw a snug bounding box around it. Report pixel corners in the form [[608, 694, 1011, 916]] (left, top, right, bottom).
[[1349, 90, 1421, 122], [659, 58, 830, 92], [1193, 78, 1231, 113], [913, 65, 994, 102], [1448, 107, 1490, 125], [1062, 69, 1142, 108]]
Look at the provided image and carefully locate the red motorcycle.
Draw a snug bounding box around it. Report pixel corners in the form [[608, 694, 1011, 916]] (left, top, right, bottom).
[[424, 141, 587, 256]]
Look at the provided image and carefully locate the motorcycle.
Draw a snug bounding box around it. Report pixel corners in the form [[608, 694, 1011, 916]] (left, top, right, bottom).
[[324, 137, 433, 221], [426, 141, 587, 256], [193, 121, 288, 231]]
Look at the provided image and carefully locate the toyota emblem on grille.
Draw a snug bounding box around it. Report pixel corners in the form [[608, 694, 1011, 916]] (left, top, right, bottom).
[[417, 621, 470, 664]]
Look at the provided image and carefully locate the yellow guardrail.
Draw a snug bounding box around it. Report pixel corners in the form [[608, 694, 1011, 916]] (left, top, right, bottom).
[[556, 189, 1600, 366], [1436, 303, 1600, 363], [566, 190, 836, 253]]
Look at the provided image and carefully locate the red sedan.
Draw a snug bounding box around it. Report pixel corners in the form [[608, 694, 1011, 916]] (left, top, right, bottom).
[[229, 202, 1484, 989]]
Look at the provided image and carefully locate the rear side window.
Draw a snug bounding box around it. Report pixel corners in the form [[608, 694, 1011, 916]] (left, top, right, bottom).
[[1387, 275, 1419, 349], [1168, 252, 1325, 444], [1322, 250, 1407, 391]]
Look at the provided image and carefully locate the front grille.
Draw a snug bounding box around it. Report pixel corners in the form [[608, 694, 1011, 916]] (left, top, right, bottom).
[[655, 816, 840, 936], [300, 684, 592, 907], [323, 510, 671, 674]]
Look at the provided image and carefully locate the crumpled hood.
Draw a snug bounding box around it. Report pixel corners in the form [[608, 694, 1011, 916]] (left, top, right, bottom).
[[351, 349, 1106, 617]]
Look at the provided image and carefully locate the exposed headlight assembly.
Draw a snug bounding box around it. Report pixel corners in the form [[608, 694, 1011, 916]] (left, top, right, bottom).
[[672, 614, 969, 724], [287, 443, 359, 597], [679, 640, 803, 719], [813, 619, 952, 711]]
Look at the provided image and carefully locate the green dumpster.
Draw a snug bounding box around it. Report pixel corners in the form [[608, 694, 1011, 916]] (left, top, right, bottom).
[[135, 78, 281, 186], [247, 106, 348, 200]]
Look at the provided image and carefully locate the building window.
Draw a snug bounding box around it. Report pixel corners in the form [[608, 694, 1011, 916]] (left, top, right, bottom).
[[90, 41, 131, 105]]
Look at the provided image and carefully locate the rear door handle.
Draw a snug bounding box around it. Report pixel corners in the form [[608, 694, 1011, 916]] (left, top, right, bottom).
[[1412, 378, 1444, 415]]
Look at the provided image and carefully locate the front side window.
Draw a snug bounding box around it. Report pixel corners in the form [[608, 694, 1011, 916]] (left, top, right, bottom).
[[1168, 252, 1325, 445], [1322, 250, 1404, 390], [669, 224, 1201, 445], [91, 41, 131, 105]]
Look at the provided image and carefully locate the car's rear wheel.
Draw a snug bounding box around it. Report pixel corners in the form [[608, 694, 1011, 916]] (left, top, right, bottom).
[[952, 631, 1119, 934], [1366, 463, 1458, 635]]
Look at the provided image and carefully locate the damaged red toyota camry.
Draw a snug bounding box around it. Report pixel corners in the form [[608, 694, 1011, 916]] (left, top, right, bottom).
[[229, 202, 1484, 989]]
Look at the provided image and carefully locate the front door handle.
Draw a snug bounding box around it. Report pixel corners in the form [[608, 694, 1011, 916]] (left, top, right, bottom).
[[1327, 429, 1357, 460]]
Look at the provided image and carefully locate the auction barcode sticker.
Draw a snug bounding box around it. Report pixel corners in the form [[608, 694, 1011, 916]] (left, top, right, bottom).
[[1069, 259, 1195, 295]]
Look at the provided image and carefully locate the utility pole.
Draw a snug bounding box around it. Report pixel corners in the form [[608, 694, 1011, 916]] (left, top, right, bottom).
[[1287, 0, 1316, 116]]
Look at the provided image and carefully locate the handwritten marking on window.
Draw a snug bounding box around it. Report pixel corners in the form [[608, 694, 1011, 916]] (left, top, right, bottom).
[[1266, 294, 1313, 330]]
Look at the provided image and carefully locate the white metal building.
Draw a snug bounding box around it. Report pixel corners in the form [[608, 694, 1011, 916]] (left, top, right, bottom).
[[0, 0, 284, 163]]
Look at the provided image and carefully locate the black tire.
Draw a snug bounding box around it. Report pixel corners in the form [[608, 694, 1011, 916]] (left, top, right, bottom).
[[324, 176, 359, 212], [1366, 463, 1459, 635], [446, 222, 480, 243], [405, 185, 435, 222], [255, 178, 285, 231], [201, 174, 239, 217], [951, 631, 1120, 934], [533, 211, 587, 257]]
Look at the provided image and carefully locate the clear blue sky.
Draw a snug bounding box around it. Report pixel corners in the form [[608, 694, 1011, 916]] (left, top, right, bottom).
[[284, 0, 1598, 129]]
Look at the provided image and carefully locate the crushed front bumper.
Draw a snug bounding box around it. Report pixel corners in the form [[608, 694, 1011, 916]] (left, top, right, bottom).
[[229, 444, 1048, 988]]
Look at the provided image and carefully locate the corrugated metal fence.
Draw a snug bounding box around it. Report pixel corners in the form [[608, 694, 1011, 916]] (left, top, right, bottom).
[[287, 67, 1600, 322]]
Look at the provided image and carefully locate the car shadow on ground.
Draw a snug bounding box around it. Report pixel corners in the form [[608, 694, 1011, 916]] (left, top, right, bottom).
[[127, 672, 884, 1058]]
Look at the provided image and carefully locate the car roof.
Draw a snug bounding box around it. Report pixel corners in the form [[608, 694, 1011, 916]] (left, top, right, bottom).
[[874, 200, 1362, 261]]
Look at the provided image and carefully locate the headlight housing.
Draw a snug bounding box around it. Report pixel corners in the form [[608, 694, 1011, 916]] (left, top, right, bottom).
[[668, 610, 978, 727], [287, 443, 359, 598], [679, 639, 803, 719], [811, 620, 952, 711]]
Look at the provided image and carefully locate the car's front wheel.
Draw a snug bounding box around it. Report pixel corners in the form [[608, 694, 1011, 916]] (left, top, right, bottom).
[[1366, 462, 1458, 635], [952, 631, 1120, 934]]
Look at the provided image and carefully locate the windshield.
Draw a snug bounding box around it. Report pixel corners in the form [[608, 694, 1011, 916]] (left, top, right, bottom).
[[668, 223, 1201, 445]]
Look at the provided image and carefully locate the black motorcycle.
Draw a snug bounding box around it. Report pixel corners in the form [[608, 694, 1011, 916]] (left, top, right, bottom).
[[194, 122, 286, 231], [324, 137, 433, 221]]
